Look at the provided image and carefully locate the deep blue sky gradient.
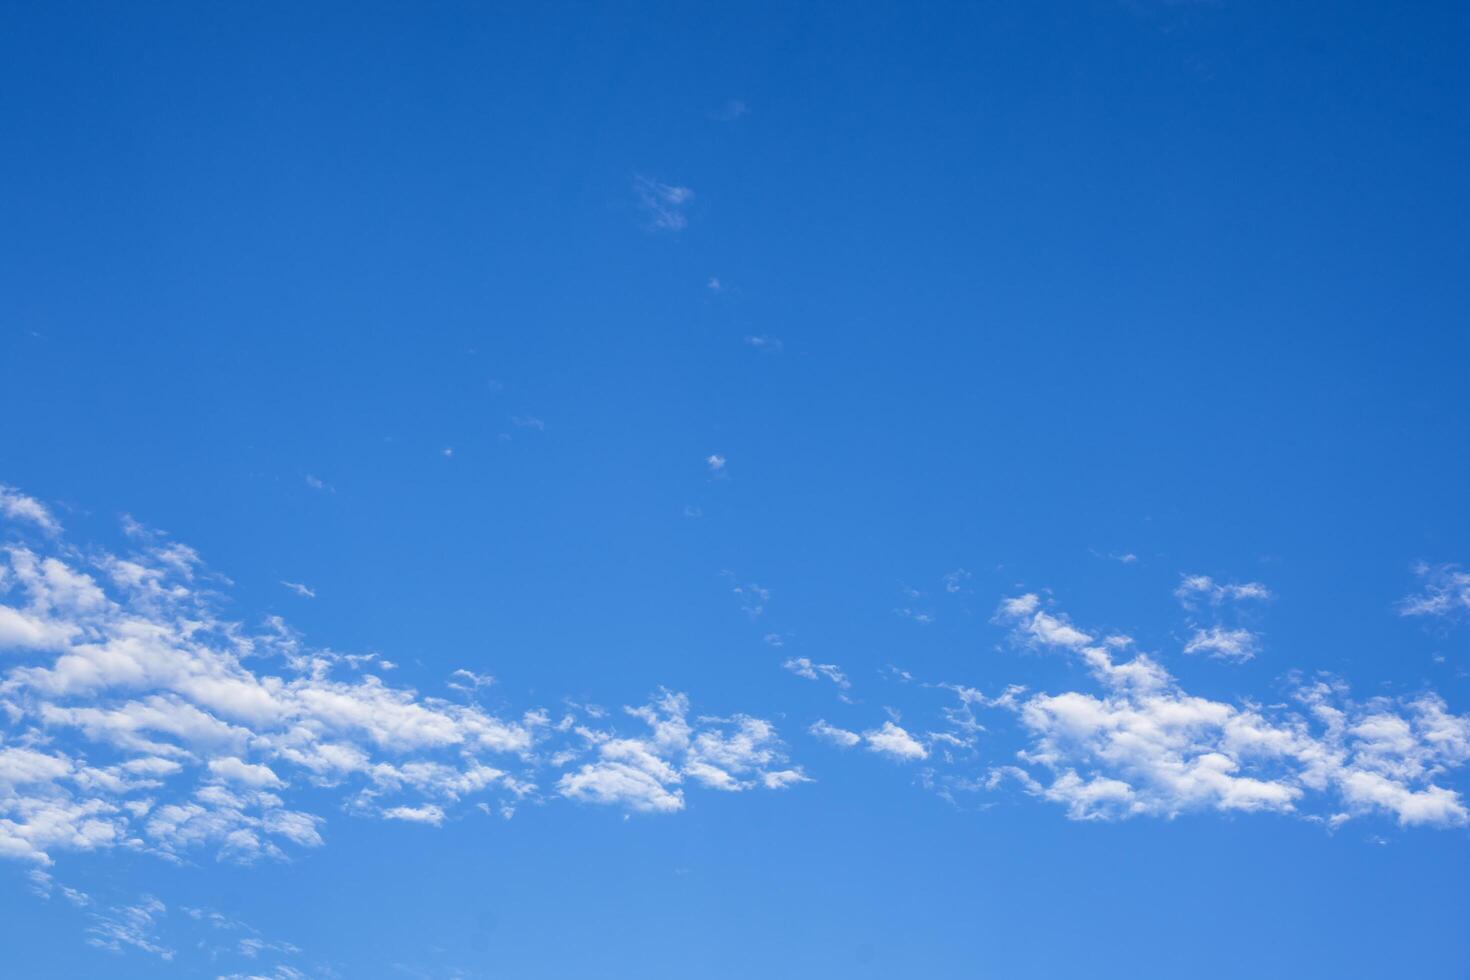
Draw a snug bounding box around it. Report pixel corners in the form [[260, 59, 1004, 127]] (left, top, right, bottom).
[[2, 2, 1469, 977]]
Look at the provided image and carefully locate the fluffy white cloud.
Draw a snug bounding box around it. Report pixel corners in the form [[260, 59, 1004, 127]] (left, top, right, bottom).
[[862, 721, 928, 762], [0, 504, 806, 865], [988, 594, 1470, 826], [1183, 626, 1259, 662], [557, 692, 804, 812]]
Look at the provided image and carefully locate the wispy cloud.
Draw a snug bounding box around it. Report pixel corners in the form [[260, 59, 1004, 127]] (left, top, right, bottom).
[[744, 335, 783, 353], [732, 582, 769, 617], [1399, 562, 1470, 620], [705, 454, 727, 473], [634, 177, 694, 231], [1182, 625, 1258, 662], [279, 581, 315, 599], [709, 98, 748, 122], [0, 485, 60, 534], [1173, 573, 1270, 664], [1174, 574, 1272, 606], [782, 657, 850, 690], [809, 720, 861, 748]]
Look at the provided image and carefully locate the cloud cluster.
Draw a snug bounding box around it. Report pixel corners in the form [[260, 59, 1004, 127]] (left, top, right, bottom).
[[557, 691, 806, 812], [0, 497, 802, 866], [808, 718, 929, 761], [983, 594, 1469, 826], [1174, 573, 1271, 663]]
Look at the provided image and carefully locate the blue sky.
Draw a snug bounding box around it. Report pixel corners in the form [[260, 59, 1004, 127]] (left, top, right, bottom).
[[2, 2, 1469, 977]]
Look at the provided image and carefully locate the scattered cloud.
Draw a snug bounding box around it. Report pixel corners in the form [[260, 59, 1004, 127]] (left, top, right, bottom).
[[381, 804, 446, 826], [984, 593, 1470, 826], [862, 721, 929, 762], [0, 501, 808, 867], [782, 657, 850, 690], [511, 416, 545, 431], [705, 454, 727, 473], [744, 335, 783, 353], [943, 569, 972, 593], [634, 177, 694, 231], [303, 475, 333, 494], [1399, 562, 1470, 620], [1174, 573, 1270, 664], [732, 582, 769, 617], [1183, 626, 1259, 662], [809, 720, 861, 749], [87, 896, 172, 960], [0, 485, 60, 534], [894, 606, 934, 626], [557, 691, 804, 812], [447, 669, 494, 695], [279, 581, 315, 599], [1175, 574, 1272, 607]]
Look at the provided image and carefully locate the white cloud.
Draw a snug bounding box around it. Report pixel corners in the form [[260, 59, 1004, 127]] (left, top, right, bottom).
[[208, 757, 284, 789], [1174, 574, 1272, 606], [87, 895, 172, 959], [706, 454, 727, 473], [1173, 574, 1270, 665], [557, 691, 802, 812], [0, 504, 806, 866], [988, 594, 1470, 827], [0, 485, 60, 534], [782, 657, 849, 689], [808, 720, 861, 748], [863, 721, 928, 762], [1399, 562, 1470, 620], [1183, 626, 1259, 663], [744, 335, 783, 353], [634, 177, 694, 231], [381, 804, 446, 825], [279, 581, 315, 599], [447, 669, 494, 694], [732, 582, 768, 617]]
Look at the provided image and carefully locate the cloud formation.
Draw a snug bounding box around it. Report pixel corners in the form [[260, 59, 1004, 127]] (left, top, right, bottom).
[[0, 504, 803, 867], [634, 177, 694, 231], [977, 594, 1470, 826], [1399, 562, 1470, 620]]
